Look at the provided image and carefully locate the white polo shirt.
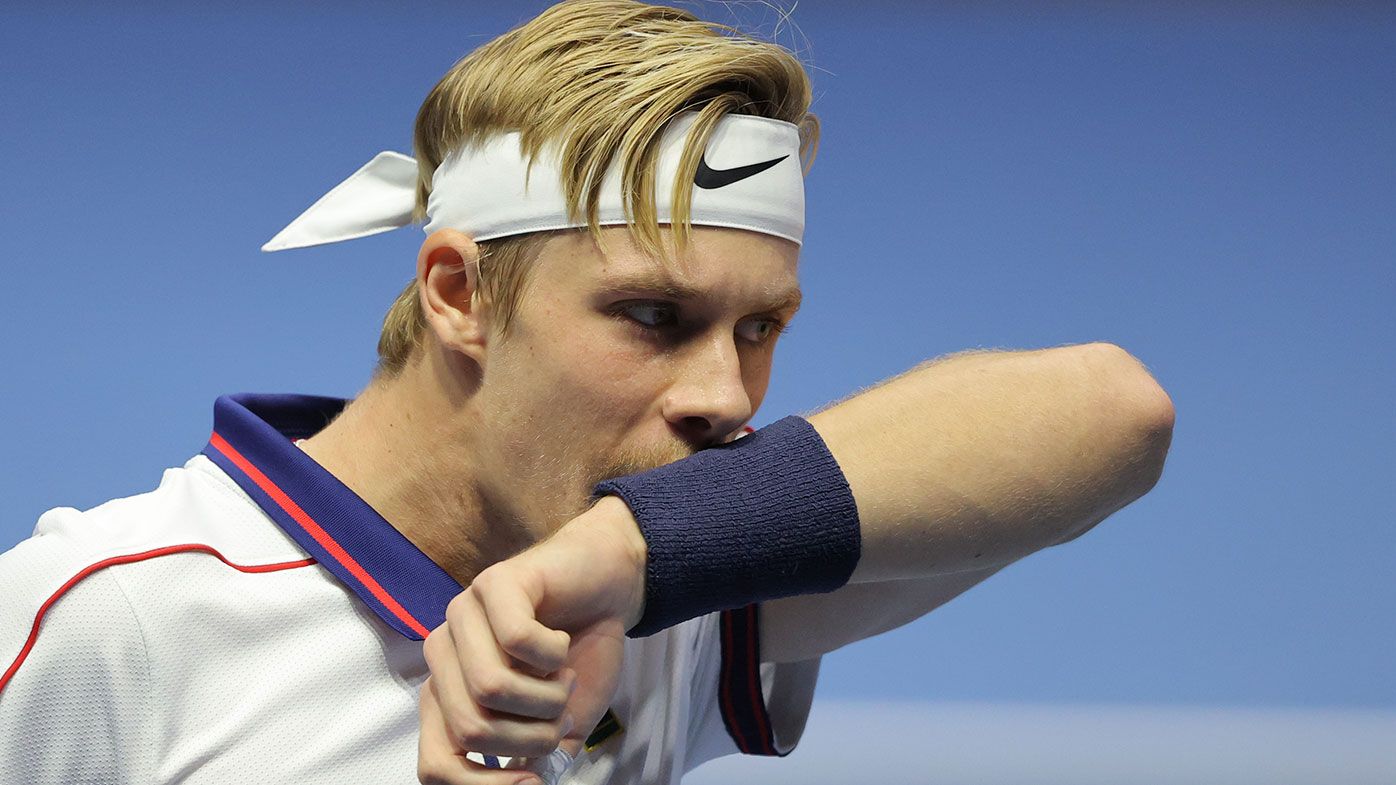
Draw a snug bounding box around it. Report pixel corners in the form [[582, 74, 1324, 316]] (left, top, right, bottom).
[[0, 393, 819, 784]]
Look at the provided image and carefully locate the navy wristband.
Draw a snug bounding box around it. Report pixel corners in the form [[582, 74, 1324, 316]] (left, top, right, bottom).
[[594, 415, 861, 638]]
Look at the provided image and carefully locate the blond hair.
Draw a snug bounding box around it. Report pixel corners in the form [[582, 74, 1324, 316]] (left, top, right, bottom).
[[374, 0, 819, 380]]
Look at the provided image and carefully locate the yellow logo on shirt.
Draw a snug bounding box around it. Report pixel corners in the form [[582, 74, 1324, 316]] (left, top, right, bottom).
[[584, 708, 624, 752]]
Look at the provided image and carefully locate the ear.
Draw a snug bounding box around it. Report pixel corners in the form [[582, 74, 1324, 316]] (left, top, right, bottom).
[[417, 228, 489, 365]]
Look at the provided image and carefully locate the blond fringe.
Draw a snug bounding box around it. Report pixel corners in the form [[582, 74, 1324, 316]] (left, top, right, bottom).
[[376, 0, 818, 380]]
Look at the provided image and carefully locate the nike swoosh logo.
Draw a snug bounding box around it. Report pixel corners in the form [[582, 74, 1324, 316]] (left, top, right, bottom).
[[694, 153, 790, 189]]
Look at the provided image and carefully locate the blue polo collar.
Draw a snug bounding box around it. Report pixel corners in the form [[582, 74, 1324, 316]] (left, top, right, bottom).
[[201, 392, 462, 640]]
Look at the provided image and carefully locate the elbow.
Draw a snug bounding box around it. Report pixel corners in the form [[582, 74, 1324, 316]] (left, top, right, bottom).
[[1080, 342, 1175, 498], [1040, 342, 1175, 549], [1132, 384, 1175, 498]]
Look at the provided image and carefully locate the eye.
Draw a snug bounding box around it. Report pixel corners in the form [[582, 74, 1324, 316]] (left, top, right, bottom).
[[617, 302, 678, 328], [736, 317, 787, 344]]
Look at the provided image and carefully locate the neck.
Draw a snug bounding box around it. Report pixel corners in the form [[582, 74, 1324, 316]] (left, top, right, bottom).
[[297, 347, 534, 587]]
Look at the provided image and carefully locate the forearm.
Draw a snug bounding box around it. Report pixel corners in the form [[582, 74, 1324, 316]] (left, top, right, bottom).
[[811, 342, 1175, 583]]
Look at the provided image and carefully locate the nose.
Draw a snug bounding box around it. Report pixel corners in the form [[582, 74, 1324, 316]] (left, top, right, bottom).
[[661, 333, 753, 447]]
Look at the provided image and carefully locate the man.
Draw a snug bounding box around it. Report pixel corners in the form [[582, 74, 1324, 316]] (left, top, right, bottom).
[[0, 2, 1174, 784]]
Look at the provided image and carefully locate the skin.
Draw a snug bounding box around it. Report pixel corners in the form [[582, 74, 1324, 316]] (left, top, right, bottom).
[[300, 225, 800, 783], [302, 225, 1175, 785], [301, 225, 800, 589]]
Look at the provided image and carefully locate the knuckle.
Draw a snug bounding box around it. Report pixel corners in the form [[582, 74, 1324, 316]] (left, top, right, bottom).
[[448, 714, 486, 750], [550, 628, 571, 653], [539, 719, 570, 750], [537, 688, 566, 715], [495, 620, 531, 654], [416, 759, 447, 785], [422, 629, 447, 665], [446, 591, 472, 622], [472, 568, 500, 593], [467, 670, 509, 705], [422, 637, 460, 681], [519, 735, 560, 757], [416, 748, 457, 785]]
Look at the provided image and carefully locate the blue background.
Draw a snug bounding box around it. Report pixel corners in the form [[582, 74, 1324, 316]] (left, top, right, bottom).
[[2, 0, 1391, 744]]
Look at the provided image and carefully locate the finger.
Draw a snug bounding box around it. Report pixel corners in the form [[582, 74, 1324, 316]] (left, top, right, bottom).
[[424, 628, 577, 759], [417, 678, 537, 785], [471, 568, 570, 674], [466, 705, 576, 759], [443, 592, 575, 719], [558, 618, 627, 757], [422, 624, 477, 724], [420, 659, 575, 759]]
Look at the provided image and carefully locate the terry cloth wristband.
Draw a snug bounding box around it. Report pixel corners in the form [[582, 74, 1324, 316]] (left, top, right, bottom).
[[593, 415, 861, 638]]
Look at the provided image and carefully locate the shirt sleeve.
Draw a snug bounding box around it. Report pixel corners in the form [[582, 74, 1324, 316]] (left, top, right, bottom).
[[0, 522, 155, 784], [682, 602, 821, 773]]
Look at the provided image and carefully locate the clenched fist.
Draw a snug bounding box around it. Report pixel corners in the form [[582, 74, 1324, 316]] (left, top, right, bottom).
[[417, 497, 648, 785]]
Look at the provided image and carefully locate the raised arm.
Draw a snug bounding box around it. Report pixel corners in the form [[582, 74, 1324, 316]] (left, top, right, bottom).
[[414, 342, 1174, 782], [759, 341, 1173, 660], [824, 341, 1173, 580]]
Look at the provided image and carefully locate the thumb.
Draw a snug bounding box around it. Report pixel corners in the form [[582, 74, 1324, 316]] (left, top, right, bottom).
[[558, 616, 627, 756], [521, 619, 624, 783]]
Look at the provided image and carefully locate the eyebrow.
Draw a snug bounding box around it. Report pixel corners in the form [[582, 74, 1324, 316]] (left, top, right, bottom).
[[600, 269, 803, 315]]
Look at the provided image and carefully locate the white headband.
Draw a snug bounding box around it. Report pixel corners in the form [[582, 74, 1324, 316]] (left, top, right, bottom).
[[262, 111, 805, 252]]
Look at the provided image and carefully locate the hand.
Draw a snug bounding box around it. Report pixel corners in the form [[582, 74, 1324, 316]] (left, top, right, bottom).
[[417, 496, 648, 785]]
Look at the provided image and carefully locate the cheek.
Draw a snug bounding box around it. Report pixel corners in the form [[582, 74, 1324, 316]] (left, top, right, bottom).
[[526, 324, 662, 416]]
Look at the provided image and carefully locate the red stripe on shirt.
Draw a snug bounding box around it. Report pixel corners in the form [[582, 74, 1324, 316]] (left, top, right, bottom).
[[718, 605, 780, 755], [208, 431, 432, 638], [743, 604, 777, 754], [718, 609, 750, 752], [1, 544, 314, 695]]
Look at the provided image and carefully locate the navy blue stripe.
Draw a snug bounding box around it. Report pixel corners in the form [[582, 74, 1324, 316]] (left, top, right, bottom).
[[718, 604, 780, 756], [201, 441, 421, 640], [203, 393, 462, 639], [717, 608, 752, 753]]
